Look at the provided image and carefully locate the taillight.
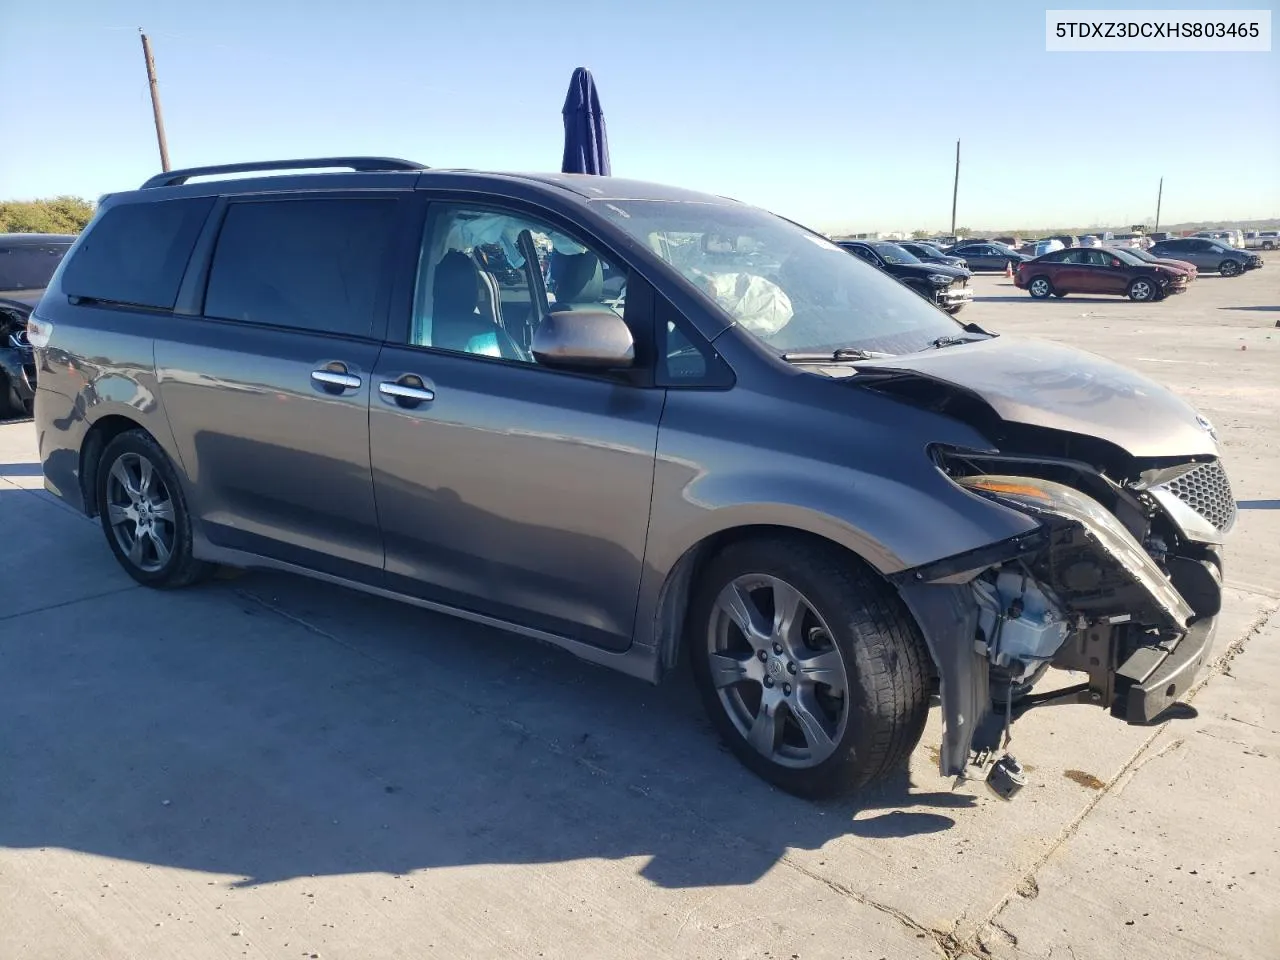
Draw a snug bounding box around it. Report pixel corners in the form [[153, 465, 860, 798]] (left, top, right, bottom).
[[26, 315, 53, 349]]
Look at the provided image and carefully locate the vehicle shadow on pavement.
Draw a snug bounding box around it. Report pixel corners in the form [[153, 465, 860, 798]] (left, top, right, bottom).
[[1219, 305, 1280, 311], [0, 505, 971, 890]]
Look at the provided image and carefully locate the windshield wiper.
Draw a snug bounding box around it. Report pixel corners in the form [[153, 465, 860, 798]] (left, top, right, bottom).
[[781, 347, 886, 363], [929, 336, 971, 349]]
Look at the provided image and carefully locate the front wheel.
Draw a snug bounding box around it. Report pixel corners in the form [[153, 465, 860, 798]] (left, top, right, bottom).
[[944, 304, 965, 315], [96, 429, 212, 588], [689, 538, 932, 799], [1127, 277, 1157, 301], [1028, 276, 1053, 299], [1219, 259, 1242, 277]]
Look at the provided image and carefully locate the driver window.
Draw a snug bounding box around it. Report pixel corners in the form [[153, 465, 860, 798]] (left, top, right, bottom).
[[413, 204, 625, 363]]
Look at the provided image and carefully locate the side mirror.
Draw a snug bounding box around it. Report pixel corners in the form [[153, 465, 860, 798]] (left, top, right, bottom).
[[532, 309, 635, 370]]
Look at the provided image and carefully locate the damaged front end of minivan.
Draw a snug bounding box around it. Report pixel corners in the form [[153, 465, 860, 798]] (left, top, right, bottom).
[[892, 445, 1232, 798]]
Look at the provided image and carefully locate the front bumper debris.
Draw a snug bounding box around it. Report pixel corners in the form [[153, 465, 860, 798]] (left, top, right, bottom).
[[896, 474, 1205, 780], [1116, 615, 1216, 723]]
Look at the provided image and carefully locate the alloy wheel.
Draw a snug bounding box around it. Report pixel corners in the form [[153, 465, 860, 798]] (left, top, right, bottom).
[[1130, 280, 1154, 301], [105, 452, 176, 573], [1220, 260, 1241, 277], [706, 574, 850, 769], [1029, 278, 1050, 298]]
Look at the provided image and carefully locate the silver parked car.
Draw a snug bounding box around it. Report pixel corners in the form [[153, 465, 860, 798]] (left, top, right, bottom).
[[30, 158, 1234, 799]]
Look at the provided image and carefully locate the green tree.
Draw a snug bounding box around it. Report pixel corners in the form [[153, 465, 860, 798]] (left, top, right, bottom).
[[0, 196, 95, 235], [911, 229, 931, 239]]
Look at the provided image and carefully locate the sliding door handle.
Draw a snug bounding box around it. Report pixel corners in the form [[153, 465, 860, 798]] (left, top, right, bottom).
[[311, 368, 362, 392]]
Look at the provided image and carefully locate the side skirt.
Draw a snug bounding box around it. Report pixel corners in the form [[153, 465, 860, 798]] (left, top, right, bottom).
[[193, 539, 662, 684]]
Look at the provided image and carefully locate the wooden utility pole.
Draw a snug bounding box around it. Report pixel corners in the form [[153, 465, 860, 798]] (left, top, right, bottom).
[[1154, 176, 1164, 232], [950, 139, 960, 237], [139, 29, 171, 171]]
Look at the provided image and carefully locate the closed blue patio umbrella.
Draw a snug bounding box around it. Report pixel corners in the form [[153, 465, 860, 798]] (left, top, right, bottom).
[[561, 67, 610, 175]]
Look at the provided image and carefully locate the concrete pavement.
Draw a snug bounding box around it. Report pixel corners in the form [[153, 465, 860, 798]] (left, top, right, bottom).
[[1, 261, 1276, 959]]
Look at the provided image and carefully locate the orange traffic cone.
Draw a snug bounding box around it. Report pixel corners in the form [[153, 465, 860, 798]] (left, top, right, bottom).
[[1004, 261, 1014, 280]]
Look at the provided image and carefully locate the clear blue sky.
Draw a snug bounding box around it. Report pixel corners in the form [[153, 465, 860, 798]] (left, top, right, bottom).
[[1, 0, 1276, 231]]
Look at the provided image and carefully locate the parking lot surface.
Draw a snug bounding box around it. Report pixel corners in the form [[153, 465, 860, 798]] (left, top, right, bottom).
[[2, 259, 1276, 959]]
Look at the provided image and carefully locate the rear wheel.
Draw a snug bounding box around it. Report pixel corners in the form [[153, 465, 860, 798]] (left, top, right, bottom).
[[1028, 276, 1053, 299], [1219, 259, 1241, 277], [96, 430, 212, 588], [689, 537, 932, 799], [1052, 291, 1068, 298], [1127, 277, 1157, 301]]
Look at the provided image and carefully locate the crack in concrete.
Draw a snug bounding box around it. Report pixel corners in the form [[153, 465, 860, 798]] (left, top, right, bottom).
[[0, 583, 140, 625], [773, 857, 958, 960], [956, 603, 1280, 956]]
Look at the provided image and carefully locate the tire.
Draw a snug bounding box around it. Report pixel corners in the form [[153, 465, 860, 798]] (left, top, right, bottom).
[[689, 537, 932, 799], [1263, 242, 1275, 251], [944, 304, 965, 315], [1052, 291, 1068, 298], [1219, 259, 1241, 277], [96, 429, 212, 588], [1028, 276, 1053, 299], [1127, 277, 1157, 302], [0, 373, 25, 420]]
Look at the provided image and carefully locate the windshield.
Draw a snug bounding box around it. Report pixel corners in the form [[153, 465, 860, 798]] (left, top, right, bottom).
[[1110, 248, 1145, 266], [911, 242, 945, 257], [1123, 247, 1156, 261], [594, 200, 961, 355], [871, 242, 921, 264], [0, 242, 72, 292]]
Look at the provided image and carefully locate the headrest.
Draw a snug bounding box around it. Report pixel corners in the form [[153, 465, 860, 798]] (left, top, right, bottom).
[[552, 251, 603, 304], [433, 251, 481, 314]]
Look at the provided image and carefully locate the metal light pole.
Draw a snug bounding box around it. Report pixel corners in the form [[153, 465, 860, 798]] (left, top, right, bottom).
[[139, 29, 171, 171], [1154, 176, 1164, 232], [950, 139, 960, 237]]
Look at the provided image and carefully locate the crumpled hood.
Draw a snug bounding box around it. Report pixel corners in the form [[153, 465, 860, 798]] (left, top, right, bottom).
[[852, 336, 1218, 459]]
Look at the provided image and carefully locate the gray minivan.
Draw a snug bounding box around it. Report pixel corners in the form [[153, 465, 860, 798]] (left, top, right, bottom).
[[30, 158, 1234, 799]]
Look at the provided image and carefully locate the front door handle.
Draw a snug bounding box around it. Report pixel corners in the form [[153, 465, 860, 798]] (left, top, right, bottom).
[[312, 368, 362, 392], [379, 379, 436, 407]]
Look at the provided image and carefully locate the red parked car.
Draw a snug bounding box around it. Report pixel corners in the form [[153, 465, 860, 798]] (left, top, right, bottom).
[[1015, 247, 1188, 302], [1113, 244, 1199, 281]]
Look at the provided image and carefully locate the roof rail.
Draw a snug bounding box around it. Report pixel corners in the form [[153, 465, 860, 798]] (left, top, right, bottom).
[[140, 157, 427, 189]]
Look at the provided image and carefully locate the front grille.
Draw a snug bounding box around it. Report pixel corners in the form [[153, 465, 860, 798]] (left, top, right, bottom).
[[1162, 460, 1236, 533]]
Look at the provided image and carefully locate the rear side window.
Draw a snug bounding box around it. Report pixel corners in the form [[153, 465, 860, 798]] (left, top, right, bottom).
[[0, 242, 72, 291], [204, 197, 399, 337], [62, 197, 213, 309]]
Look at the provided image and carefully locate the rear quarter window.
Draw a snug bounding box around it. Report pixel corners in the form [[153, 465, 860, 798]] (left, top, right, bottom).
[[61, 197, 214, 309], [203, 197, 399, 337]]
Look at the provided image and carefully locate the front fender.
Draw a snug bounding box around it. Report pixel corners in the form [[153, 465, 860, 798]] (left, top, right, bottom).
[[633, 385, 1041, 652]]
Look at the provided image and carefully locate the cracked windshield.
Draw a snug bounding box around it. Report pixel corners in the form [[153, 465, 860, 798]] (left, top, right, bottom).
[[596, 199, 959, 355]]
